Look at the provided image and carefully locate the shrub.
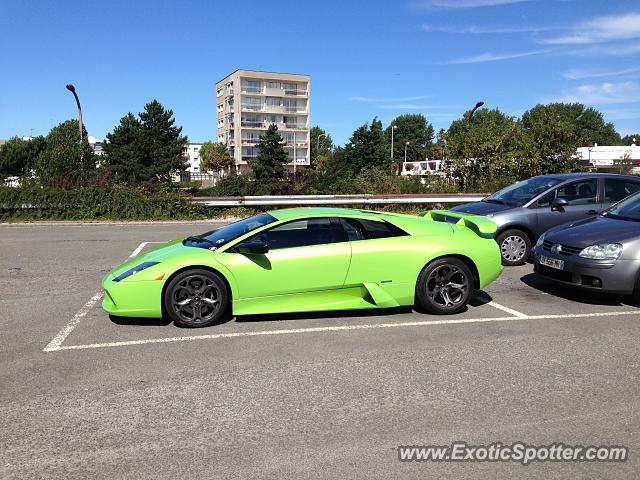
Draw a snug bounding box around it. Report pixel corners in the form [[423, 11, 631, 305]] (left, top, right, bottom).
[[0, 185, 208, 221]]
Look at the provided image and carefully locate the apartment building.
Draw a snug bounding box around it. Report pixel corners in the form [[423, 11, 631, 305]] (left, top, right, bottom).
[[215, 70, 310, 172], [182, 143, 204, 173]]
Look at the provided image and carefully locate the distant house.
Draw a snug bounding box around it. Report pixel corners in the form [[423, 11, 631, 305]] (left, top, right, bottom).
[[576, 141, 639, 172]]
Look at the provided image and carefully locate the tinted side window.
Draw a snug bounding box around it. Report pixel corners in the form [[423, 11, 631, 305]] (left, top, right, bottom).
[[341, 218, 366, 241], [604, 179, 640, 203], [556, 179, 598, 206], [536, 190, 556, 208], [253, 218, 334, 250], [357, 219, 407, 239]]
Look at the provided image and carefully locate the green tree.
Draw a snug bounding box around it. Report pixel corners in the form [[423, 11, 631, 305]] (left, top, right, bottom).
[[104, 100, 188, 184], [249, 124, 289, 195], [621, 134, 639, 145], [520, 104, 591, 176], [342, 117, 389, 174], [199, 141, 234, 177], [309, 126, 334, 166], [446, 108, 523, 189], [34, 120, 95, 187], [522, 102, 619, 151], [310, 147, 354, 194], [385, 114, 434, 165], [0, 136, 46, 179]]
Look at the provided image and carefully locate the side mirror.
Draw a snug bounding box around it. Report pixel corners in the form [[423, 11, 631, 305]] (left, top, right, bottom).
[[235, 240, 269, 254], [551, 197, 568, 211]]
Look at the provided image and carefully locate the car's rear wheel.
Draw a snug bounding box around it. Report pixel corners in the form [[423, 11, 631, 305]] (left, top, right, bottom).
[[496, 229, 531, 266], [164, 269, 228, 327], [415, 257, 473, 315]]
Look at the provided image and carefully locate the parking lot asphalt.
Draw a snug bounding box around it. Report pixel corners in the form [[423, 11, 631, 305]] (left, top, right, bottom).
[[1, 221, 640, 479]]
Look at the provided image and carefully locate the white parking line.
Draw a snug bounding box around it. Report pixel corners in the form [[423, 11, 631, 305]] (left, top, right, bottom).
[[43, 242, 153, 352], [43, 292, 104, 352], [49, 310, 639, 352], [129, 242, 149, 258], [487, 301, 528, 318]]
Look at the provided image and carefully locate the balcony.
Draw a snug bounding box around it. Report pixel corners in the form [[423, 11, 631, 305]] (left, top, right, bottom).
[[242, 155, 257, 161], [242, 104, 263, 111], [242, 138, 260, 145], [283, 123, 307, 130], [241, 87, 262, 94], [284, 141, 308, 147], [241, 121, 266, 128], [284, 89, 307, 96]]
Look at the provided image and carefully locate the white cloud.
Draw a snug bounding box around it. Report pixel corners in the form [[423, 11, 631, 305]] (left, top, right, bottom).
[[441, 49, 548, 64], [563, 67, 640, 80], [413, 0, 531, 9], [577, 41, 640, 57], [378, 103, 461, 110], [422, 24, 547, 34], [350, 95, 431, 102], [541, 13, 640, 45], [550, 81, 640, 105], [599, 107, 640, 121]]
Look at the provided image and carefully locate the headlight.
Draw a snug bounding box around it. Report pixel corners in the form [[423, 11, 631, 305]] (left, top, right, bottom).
[[535, 233, 546, 248], [113, 262, 159, 282], [578, 244, 622, 260]]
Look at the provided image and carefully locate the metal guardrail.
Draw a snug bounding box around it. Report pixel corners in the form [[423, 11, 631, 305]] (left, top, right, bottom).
[[189, 194, 486, 207]]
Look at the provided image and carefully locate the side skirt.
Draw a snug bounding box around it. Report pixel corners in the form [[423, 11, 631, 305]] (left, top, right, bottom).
[[232, 283, 412, 316]]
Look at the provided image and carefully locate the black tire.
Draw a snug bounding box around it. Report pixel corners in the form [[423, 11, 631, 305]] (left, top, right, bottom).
[[164, 269, 229, 328], [415, 257, 474, 315], [496, 229, 531, 266]]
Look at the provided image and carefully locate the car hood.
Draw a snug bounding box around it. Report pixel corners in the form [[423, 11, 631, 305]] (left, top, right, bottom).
[[108, 239, 187, 279], [450, 201, 513, 215], [545, 216, 640, 247]]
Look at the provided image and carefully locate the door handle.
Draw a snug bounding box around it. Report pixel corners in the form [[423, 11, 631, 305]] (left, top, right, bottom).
[[586, 210, 598, 215]]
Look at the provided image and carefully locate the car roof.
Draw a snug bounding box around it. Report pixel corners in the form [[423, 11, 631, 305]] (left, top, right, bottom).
[[268, 207, 383, 221], [534, 172, 638, 181]]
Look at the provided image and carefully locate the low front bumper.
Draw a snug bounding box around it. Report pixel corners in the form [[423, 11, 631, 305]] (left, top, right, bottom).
[[102, 275, 164, 318], [532, 246, 640, 295]]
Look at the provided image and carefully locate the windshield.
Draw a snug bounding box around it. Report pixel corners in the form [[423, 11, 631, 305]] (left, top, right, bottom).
[[485, 177, 563, 207], [604, 193, 640, 222], [188, 213, 277, 249]]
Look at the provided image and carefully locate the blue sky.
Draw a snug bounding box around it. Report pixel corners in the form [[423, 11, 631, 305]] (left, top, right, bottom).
[[1, 0, 639, 145]]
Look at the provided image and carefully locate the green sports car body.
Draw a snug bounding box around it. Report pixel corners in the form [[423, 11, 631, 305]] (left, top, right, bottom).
[[102, 207, 502, 326]]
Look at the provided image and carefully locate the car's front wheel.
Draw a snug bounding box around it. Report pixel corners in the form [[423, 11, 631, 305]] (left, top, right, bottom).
[[415, 257, 473, 315], [496, 229, 531, 266], [164, 269, 229, 327]]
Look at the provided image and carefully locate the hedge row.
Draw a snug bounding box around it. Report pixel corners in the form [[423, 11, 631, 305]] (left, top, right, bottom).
[[0, 186, 209, 221]]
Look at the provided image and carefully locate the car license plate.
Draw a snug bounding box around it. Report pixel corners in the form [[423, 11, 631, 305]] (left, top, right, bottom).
[[539, 255, 564, 270]]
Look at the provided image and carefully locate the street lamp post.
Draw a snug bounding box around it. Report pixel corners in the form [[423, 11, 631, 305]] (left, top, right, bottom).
[[468, 101, 484, 122], [65, 84, 84, 162], [404, 141, 410, 163], [391, 125, 398, 162], [316, 133, 326, 151]]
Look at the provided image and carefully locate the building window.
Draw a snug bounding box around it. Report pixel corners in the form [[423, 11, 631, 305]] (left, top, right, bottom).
[[282, 98, 297, 111], [243, 80, 261, 92], [266, 97, 280, 106], [281, 132, 295, 143], [283, 82, 297, 92], [242, 97, 262, 110], [267, 81, 281, 89]]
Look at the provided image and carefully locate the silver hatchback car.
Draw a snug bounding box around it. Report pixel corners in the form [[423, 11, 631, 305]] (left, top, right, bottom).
[[451, 173, 640, 265]]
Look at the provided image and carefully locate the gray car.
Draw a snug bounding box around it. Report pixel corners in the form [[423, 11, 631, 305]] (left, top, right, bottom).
[[531, 191, 640, 299], [451, 173, 640, 266]]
